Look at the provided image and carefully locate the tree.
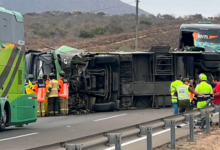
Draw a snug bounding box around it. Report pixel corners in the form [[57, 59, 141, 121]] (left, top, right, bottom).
[[97, 12, 105, 16], [191, 14, 203, 19], [162, 14, 175, 20]]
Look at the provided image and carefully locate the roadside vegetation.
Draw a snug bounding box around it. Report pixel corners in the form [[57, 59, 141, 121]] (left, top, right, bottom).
[[24, 11, 220, 51]]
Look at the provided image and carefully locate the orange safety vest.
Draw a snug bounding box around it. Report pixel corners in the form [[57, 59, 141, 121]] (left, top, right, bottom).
[[46, 79, 50, 92], [189, 85, 195, 101], [34, 82, 46, 102], [58, 77, 69, 99]]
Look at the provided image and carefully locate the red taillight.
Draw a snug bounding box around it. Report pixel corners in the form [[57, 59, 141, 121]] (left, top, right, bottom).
[[13, 44, 18, 48], [28, 97, 37, 99], [6, 96, 9, 98]]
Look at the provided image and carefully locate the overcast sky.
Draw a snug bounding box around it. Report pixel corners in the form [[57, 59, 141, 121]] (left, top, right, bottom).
[[121, 0, 219, 17]]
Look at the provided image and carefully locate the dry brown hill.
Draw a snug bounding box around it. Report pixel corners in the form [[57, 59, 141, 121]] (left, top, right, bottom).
[[24, 12, 219, 51]]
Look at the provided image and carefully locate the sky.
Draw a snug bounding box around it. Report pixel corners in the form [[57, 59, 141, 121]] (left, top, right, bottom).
[[121, 0, 220, 17]]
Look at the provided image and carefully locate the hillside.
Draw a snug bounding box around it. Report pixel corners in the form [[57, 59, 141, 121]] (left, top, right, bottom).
[[23, 12, 216, 51], [0, 0, 149, 15]]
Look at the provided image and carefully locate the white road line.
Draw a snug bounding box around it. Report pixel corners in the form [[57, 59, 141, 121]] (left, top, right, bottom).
[[94, 114, 127, 121], [104, 112, 219, 150], [0, 132, 39, 142]]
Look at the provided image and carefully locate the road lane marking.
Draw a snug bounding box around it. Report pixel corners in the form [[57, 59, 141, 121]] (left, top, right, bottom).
[[104, 113, 218, 150], [94, 114, 127, 121], [0, 132, 39, 142]]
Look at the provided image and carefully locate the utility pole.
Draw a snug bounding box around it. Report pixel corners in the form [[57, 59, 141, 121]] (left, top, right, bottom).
[[135, 0, 139, 51]]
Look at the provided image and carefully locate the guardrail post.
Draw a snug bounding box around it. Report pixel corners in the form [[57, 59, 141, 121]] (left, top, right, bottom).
[[214, 105, 220, 128], [206, 110, 210, 134], [107, 133, 122, 150], [164, 120, 176, 149], [66, 144, 82, 150], [185, 114, 195, 142], [189, 114, 195, 142], [140, 126, 153, 150]]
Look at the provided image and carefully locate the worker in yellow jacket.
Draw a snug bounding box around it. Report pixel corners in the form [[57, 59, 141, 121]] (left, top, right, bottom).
[[25, 74, 36, 94], [46, 73, 59, 116]]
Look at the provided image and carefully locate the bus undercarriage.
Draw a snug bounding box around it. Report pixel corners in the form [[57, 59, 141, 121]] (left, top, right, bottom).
[[25, 45, 220, 114]]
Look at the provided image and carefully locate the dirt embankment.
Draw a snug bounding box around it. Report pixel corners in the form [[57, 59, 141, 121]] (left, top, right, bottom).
[[155, 125, 220, 150]]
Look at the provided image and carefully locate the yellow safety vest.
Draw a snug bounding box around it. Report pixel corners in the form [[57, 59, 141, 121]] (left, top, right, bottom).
[[170, 80, 183, 103], [176, 85, 190, 101], [26, 80, 36, 94]]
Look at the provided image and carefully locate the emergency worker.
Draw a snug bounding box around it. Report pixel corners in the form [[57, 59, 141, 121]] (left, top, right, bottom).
[[43, 74, 50, 116], [170, 75, 183, 115], [174, 78, 205, 113], [193, 74, 213, 128], [189, 76, 195, 109], [25, 74, 36, 94], [58, 71, 69, 115], [46, 73, 59, 116], [34, 74, 46, 117]]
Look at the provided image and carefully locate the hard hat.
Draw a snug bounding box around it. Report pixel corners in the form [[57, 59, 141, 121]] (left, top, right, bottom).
[[37, 75, 43, 80], [49, 73, 55, 77], [200, 74, 207, 81], [28, 74, 34, 79], [199, 73, 204, 79], [59, 70, 65, 76]]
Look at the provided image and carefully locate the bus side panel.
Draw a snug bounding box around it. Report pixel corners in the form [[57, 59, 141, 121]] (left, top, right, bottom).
[[9, 94, 37, 125], [8, 53, 37, 124]]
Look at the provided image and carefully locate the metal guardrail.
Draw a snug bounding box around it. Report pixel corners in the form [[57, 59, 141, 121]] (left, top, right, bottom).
[[64, 105, 220, 150]]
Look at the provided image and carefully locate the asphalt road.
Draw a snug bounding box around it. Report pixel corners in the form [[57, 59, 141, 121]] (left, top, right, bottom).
[[0, 108, 173, 150]]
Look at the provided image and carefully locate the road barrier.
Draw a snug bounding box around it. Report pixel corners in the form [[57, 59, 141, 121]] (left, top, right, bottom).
[[64, 105, 220, 150]]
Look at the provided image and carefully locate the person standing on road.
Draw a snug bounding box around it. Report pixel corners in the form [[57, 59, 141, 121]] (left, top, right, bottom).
[[174, 78, 205, 113], [34, 75, 46, 117], [25, 74, 36, 94], [46, 73, 59, 116], [193, 74, 213, 128], [189, 76, 195, 109], [213, 77, 220, 105], [58, 70, 69, 115], [170, 75, 183, 115], [43, 74, 50, 116]]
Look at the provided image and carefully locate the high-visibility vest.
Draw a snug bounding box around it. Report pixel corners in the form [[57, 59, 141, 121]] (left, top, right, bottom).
[[26, 80, 36, 94], [176, 85, 190, 101], [46, 79, 50, 92], [189, 85, 194, 102], [35, 82, 46, 102], [194, 82, 213, 102], [58, 77, 69, 99], [170, 80, 183, 103]]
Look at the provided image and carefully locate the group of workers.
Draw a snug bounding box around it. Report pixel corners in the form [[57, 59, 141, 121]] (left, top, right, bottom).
[[170, 73, 220, 128], [25, 71, 69, 117]]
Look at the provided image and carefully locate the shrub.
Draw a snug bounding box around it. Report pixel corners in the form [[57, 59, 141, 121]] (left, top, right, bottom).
[[92, 27, 106, 35], [79, 30, 94, 38], [139, 20, 152, 26]]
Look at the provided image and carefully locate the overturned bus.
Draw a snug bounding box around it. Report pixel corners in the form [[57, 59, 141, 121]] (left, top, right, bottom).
[[25, 22, 220, 114]]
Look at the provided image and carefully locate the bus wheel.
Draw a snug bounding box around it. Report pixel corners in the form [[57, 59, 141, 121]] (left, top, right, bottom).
[[0, 110, 6, 132]]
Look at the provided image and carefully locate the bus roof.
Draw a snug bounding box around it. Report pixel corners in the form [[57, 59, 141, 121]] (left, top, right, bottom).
[[180, 23, 220, 30], [0, 7, 23, 23]]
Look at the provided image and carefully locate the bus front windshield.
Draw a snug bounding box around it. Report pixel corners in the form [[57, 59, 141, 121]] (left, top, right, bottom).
[[193, 30, 220, 52]]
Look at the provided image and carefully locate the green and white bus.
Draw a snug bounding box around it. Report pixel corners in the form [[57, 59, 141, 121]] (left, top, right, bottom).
[[0, 7, 37, 131]]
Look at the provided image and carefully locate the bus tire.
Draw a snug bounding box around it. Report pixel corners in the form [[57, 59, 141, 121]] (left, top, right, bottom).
[[0, 109, 6, 132], [93, 102, 116, 112]]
